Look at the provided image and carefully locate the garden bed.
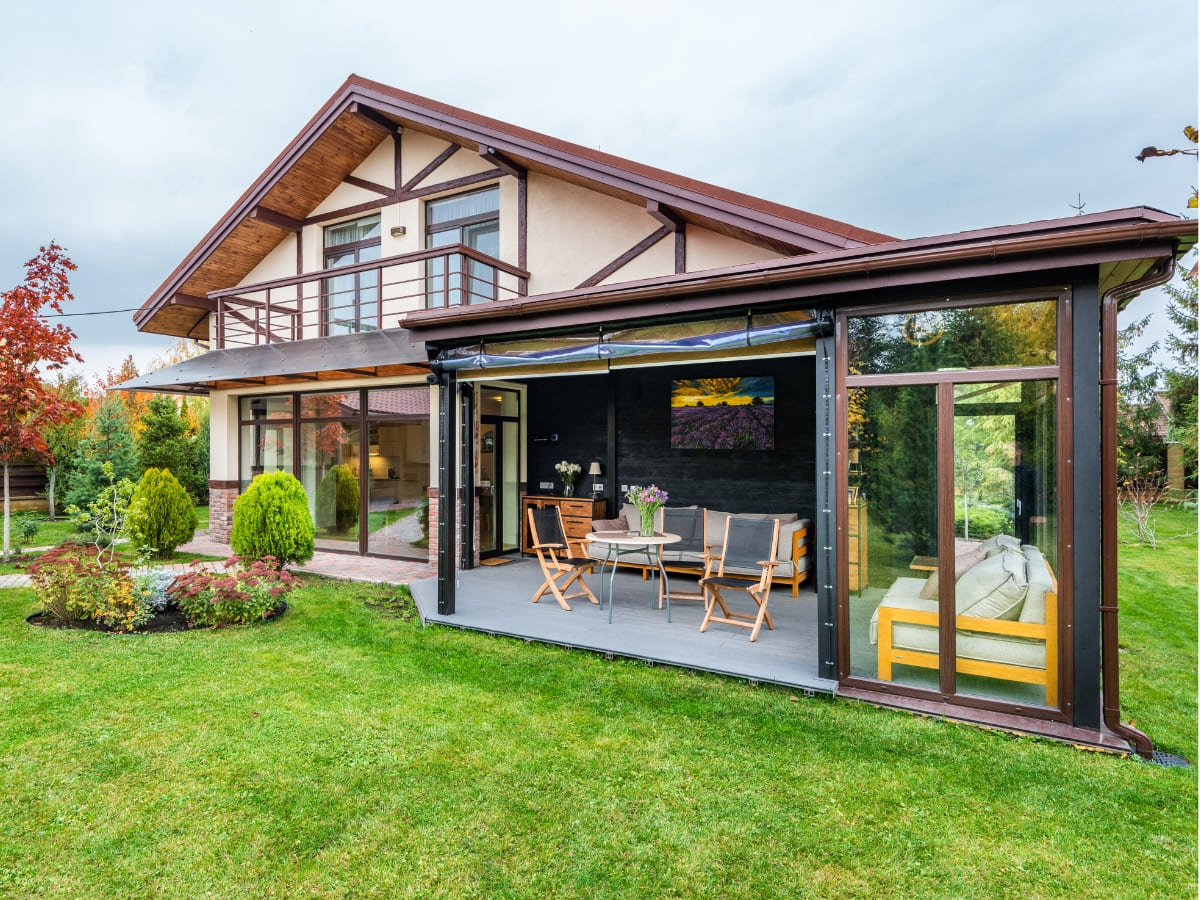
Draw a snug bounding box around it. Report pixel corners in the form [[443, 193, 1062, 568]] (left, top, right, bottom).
[[26, 601, 287, 634]]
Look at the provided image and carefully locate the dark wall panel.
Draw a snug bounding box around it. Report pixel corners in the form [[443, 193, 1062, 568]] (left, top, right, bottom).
[[524, 357, 816, 521]]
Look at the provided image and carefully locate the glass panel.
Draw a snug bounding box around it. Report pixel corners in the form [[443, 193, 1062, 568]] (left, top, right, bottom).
[[426, 187, 499, 227], [479, 388, 519, 418], [239, 422, 292, 490], [365, 419, 431, 558], [953, 380, 1058, 706], [848, 300, 1057, 375], [464, 220, 499, 304], [501, 420, 520, 551], [300, 422, 361, 551], [240, 395, 293, 422], [301, 392, 359, 419], [848, 384, 939, 689], [325, 214, 381, 248], [479, 422, 498, 554], [365, 387, 431, 419]]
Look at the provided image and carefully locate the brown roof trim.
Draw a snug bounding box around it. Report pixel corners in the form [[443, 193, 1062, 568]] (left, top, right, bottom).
[[136, 75, 892, 335], [401, 215, 1195, 341]]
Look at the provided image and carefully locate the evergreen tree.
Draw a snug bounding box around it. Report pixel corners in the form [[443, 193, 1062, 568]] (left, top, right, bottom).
[[137, 394, 191, 478], [65, 395, 140, 510], [1162, 269, 1198, 483], [43, 373, 88, 520], [188, 408, 211, 505]]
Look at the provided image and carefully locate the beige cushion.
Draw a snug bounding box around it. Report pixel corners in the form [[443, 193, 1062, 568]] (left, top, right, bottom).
[[959, 549, 1027, 620], [980, 534, 1022, 557], [917, 546, 987, 601], [775, 519, 806, 561], [1020, 545, 1054, 625]]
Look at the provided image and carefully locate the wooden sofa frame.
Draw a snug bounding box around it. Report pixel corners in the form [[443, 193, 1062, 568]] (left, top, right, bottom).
[[875, 560, 1058, 706]]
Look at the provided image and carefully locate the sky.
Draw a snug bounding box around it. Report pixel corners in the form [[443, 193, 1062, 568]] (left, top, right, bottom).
[[1, 0, 1196, 381]]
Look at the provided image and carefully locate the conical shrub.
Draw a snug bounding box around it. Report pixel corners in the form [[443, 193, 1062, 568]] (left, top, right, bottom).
[[231, 471, 315, 566], [127, 467, 198, 559]]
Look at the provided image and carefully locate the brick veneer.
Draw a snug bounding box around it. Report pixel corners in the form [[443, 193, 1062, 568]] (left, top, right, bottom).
[[208, 480, 239, 544]]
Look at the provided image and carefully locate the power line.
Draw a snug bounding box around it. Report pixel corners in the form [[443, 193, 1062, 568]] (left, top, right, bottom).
[[44, 307, 140, 316]]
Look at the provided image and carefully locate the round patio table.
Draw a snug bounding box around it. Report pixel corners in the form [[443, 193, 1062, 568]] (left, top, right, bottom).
[[586, 531, 680, 623]]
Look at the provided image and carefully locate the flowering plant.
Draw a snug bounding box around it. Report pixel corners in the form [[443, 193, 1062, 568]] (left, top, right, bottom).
[[625, 484, 669, 536], [554, 460, 582, 485]]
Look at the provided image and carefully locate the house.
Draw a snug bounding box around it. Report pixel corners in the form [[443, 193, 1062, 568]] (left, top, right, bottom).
[[125, 74, 1197, 756]]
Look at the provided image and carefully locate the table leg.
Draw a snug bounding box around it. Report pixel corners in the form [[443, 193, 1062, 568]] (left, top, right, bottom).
[[654, 546, 672, 623], [607, 547, 620, 623]]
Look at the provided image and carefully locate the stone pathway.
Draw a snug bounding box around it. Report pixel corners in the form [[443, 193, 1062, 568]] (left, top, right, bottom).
[[0, 532, 436, 590]]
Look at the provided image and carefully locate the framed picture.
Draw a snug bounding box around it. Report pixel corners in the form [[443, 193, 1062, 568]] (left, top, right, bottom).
[[670, 376, 774, 450]]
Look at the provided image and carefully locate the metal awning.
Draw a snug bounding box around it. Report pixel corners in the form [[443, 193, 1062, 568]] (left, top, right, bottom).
[[435, 310, 828, 373], [115, 328, 428, 395]]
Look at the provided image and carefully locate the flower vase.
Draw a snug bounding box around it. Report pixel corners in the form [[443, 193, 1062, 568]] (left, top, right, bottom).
[[562, 482, 575, 497], [639, 507, 655, 537]]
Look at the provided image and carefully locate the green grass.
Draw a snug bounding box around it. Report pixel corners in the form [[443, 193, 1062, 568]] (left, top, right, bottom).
[[0, 510, 1194, 898]]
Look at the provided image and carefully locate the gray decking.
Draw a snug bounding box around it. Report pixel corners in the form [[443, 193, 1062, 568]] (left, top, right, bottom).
[[410, 558, 836, 693]]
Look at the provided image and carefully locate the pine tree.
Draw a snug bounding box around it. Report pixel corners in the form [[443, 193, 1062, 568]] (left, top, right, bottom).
[[137, 394, 191, 478], [65, 395, 140, 511]]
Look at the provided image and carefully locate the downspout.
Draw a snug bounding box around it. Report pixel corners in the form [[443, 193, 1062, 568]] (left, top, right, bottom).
[[1100, 254, 1176, 759]]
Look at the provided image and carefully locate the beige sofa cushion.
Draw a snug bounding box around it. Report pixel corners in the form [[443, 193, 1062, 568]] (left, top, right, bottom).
[[980, 533, 1022, 557], [956, 549, 1027, 619], [917, 545, 989, 601], [1019, 545, 1054, 625]]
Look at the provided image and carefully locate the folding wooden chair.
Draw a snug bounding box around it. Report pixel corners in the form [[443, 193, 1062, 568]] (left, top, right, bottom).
[[527, 506, 598, 611], [699, 516, 781, 641], [657, 507, 711, 608]]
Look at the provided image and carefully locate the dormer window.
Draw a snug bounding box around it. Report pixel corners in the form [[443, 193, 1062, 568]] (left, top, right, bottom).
[[323, 213, 382, 335], [425, 186, 499, 307]]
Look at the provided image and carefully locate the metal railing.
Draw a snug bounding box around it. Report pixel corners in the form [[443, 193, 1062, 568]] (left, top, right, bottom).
[[208, 244, 529, 348]]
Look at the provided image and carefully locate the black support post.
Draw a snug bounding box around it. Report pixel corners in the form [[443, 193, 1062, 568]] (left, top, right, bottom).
[[437, 369, 458, 616], [459, 382, 475, 571], [815, 334, 838, 680]]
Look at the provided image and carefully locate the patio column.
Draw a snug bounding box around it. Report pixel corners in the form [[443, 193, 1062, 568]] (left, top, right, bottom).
[[436, 369, 458, 615], [815, 334, 838, 680]]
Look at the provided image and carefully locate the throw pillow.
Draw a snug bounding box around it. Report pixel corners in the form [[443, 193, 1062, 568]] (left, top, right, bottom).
[[591, 517, 627, 532], [961, 549, 1028, 620]]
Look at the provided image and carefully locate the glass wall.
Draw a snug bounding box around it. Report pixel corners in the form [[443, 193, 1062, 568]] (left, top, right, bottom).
[[236, 385, 430, 558], [845, 295, 1062, 709]]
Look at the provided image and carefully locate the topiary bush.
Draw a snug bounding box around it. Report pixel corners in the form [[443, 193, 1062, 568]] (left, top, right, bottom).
[[127, 467, 198, 559], [231, 471, 315, 566], [315, 464, 359, 534]]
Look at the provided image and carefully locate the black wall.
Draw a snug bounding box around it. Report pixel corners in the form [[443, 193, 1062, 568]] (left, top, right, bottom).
[[525, 357, 816, 520]]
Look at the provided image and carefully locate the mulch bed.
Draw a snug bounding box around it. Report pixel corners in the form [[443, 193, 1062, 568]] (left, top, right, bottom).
[[26, 602, 287, 634]]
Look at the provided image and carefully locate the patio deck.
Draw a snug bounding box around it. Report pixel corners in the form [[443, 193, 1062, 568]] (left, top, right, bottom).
[[410, 557, 835, 694]]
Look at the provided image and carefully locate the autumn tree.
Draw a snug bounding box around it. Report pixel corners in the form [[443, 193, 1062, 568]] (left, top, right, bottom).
[[0, 244, 84, 561], [95, 355, 152, 436]]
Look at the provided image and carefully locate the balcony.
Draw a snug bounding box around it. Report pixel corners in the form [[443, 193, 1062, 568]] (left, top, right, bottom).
[[208, 244, 528, 348]]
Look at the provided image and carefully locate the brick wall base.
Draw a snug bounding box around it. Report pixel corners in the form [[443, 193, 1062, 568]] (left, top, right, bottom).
[[208, 480, 239, 544]]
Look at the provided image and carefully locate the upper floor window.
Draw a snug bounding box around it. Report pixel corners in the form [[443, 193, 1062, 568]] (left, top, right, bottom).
[[425, 186, 499, 307], [323, 213, 382, 335]]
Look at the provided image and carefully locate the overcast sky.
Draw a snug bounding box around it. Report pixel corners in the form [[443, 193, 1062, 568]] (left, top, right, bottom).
[[1, 0, 1195, 380]]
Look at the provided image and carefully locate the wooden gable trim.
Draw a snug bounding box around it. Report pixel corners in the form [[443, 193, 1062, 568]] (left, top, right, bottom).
[[348, 101, 398, 134], [577, 226, 672, 289], [478, 144, 525, 178], [403, 144, 460, 192], [250, 206, 303, 233], [342, 174, 393, 196]]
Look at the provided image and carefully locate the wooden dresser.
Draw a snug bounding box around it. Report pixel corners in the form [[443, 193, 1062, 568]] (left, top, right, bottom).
[[520, 495, 607, 554]]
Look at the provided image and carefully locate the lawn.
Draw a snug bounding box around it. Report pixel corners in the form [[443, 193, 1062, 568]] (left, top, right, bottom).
[[0, 510, 1194, 898]]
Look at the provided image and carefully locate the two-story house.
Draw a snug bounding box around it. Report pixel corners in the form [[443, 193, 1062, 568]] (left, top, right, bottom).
[[126, 75, 1196, 756]]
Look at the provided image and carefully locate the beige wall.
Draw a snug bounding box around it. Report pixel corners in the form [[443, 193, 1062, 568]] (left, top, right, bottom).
[[685, 226, 780, 271]]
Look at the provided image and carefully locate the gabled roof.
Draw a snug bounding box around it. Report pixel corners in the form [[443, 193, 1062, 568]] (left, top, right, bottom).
[[135, 75, 893, 339]]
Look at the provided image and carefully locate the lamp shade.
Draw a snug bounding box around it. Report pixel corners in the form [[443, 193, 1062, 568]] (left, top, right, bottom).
[[588, 461, 603, 475]]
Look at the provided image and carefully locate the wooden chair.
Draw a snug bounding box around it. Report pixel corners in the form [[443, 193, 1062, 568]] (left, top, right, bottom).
[[657, 507, 710, 608], [527, 506, 598, 611], [699, 516, 780, 641]]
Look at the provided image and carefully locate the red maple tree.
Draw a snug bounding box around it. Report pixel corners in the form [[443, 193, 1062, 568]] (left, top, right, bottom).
[[0, 244, 84, 560]]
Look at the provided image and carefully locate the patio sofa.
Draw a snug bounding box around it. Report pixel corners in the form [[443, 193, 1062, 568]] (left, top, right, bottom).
[[869, 535, 1058, 704], [588, 505, 812, 597]]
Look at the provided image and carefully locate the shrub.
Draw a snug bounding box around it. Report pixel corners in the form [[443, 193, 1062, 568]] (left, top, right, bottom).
[[66, 462, 136, 564], [315, 464, 359, 534], [27, 542, 150, 632], [168, 556, 298, 627], [134, 568, 178, 613], [231, 472, 314, 566], [11, 513, 41, 553], [954, 504, 1014, 540], [127, 467, 198, 559]]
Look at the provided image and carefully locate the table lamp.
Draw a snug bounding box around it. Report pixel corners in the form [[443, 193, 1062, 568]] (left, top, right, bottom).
[[588, 461, 603, 496]]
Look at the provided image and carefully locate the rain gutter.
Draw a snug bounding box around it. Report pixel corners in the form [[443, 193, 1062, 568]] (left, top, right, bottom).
[[1099, 252, 1178, 759]]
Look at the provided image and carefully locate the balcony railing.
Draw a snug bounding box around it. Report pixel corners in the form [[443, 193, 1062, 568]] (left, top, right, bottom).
[[208, 244, 529, 348]]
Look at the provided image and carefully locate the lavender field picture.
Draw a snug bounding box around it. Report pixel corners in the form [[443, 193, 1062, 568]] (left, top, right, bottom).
[[670, 377, 774, 450]]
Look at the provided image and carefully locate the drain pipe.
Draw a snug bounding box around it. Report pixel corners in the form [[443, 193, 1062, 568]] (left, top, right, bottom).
[[1100, 253, 1176, 759]]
